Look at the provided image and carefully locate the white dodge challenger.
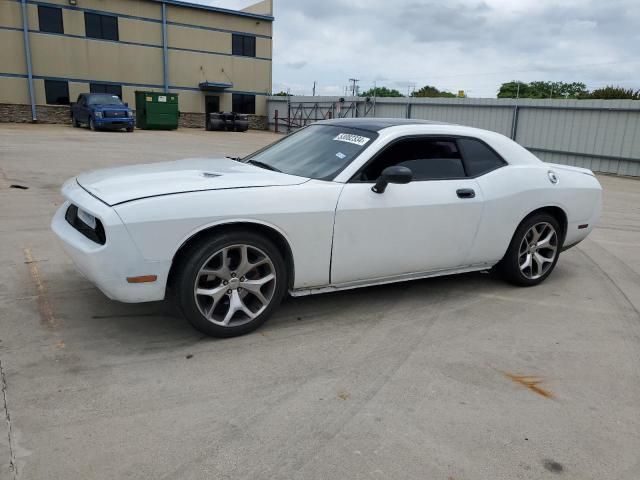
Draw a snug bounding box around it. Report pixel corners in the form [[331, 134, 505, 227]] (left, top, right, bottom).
[[52, 119, 602, 337]]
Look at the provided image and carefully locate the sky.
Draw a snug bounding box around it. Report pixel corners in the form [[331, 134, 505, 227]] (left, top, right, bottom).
[[195, 0, 640, 97]]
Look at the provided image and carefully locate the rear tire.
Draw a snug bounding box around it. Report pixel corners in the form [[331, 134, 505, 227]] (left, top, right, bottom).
[[126, 126, 134, 132], [175, 230, 288, 338], [498, 213, 561, 286], [72, 115, 80, 128]]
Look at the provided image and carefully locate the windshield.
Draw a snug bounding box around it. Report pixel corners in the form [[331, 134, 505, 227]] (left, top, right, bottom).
[[87, 94, 124, 106], [243, 125, 377, 180]]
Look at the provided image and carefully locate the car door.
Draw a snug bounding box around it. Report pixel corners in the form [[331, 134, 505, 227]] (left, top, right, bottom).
[[455, 136, 511, 265], [76, 95, 88, 122], [331, 136, 485, 285]]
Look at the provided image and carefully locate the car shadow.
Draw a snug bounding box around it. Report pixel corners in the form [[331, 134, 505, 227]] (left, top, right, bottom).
[[45, 268, 509, 353]]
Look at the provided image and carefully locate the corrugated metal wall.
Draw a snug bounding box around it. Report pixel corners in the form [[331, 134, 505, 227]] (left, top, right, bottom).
[[267, 96, 640, 176]]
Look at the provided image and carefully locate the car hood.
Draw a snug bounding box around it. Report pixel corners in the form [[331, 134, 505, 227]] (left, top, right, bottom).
[[76, 157, 309, 205]]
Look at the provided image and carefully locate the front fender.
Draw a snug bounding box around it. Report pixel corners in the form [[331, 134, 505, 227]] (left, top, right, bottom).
[[114, 181, 343, 289]]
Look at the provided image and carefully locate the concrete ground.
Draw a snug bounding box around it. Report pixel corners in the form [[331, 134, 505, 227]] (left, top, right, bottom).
[[0, 123, 639, 480]]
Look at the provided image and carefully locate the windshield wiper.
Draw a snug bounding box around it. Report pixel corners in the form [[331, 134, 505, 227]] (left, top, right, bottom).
[[247, 160, 281, 172], [226, 156, 242, 161]]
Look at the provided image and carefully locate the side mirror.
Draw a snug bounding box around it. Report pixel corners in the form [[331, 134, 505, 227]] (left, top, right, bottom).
[[124, 102, 129, 107], [372, 166, 413, 194]]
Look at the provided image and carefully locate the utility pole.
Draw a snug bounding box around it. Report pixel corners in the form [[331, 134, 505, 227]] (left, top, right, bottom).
[[349, 78, 359, 97], [373, 80, 377, 116], [406, 83, 415, 119], [312, 81, 316, 96]]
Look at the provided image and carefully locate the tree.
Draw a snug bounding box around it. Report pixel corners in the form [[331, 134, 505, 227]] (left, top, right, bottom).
[[497, 81, 530, 98], [359, 86, 404, 97], [498, 80, 588, 99], [411, 85, 457, 98], [273, 91, 291, 96], [589, 86, 640, 100]]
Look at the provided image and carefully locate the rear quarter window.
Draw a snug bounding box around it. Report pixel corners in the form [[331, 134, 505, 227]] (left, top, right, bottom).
[[457, 138, 507, 177]]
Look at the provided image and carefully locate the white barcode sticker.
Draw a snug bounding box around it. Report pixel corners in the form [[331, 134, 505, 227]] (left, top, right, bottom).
[[158, 95, 167, 102], [333, 133, 370, 146]]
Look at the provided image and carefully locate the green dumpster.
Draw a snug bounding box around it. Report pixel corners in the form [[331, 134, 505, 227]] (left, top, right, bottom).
[[134, 91, 179, 130]]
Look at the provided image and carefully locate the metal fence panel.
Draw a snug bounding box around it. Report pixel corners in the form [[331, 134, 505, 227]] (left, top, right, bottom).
[[267, 96, 640, 176]]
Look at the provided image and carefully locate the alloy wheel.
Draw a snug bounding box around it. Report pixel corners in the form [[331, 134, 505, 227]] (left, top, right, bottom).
[[194, 244, 276, 327], [518, 222, 558, 280]]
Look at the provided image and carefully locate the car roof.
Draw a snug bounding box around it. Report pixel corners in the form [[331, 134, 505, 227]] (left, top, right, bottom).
[[314, 118, 449, 132]]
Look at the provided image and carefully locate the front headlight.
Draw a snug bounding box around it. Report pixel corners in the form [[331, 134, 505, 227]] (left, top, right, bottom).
[[127, 110, 133, 118], [94, 111, 103, 119], [77, 208, 97, 229], [65, 205, 106, 245]]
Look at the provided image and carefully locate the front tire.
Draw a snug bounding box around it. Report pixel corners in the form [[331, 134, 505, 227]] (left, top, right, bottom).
[[89, 117, 97, 131], [175, 230, 288, 337], [498, 213, 561, 286]]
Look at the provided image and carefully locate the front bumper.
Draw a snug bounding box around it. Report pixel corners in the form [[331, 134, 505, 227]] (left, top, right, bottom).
[[95, 116, 134, 129], [51, 179, 170, 303]]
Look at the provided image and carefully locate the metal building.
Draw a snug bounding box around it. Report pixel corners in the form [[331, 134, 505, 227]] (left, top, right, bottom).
[[0, 0, 273, 128]]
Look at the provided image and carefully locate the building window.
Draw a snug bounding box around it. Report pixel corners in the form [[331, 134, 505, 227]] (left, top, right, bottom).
[[44, 80, 70, 105], [38, 5, 64, 34], [232, 34, 256, 57], [90, 83, 123, 99], [84, 12, 119, 41], [232, 94, 255, 114]]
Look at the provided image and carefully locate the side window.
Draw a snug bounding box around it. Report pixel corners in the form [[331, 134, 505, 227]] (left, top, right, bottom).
[[44, 79, 70, 105], [358, 137, 466, 181], [38, 5, 64, 34], [457, 138, 506, 176]]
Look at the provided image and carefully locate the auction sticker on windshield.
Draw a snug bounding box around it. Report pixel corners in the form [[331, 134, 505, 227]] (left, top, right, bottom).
[[333, 133, 370, 146]]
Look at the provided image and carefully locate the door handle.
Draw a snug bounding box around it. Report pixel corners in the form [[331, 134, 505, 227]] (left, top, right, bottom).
[[456, 188, 475, 199]]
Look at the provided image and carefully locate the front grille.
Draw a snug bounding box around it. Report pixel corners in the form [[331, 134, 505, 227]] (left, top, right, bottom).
[[104, 111, 126, 118], [65, 205, 106, 245]]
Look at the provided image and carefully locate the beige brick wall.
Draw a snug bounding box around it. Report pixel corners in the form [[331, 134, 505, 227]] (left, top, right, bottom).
[[0, 103, 268, 130], [0, 104, 71, 124]]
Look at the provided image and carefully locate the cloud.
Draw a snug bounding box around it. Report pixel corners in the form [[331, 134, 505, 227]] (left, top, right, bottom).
[[195, 0, 640, 97], [285, 61, 308, 70]]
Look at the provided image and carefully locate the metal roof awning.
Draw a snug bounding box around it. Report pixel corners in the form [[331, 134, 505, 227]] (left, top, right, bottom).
[[199, 82, 233, 92]]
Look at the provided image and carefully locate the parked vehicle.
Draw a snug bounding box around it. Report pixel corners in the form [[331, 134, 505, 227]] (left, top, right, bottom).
[[70, 93, 135, 132], [52, 119, 602, 337]]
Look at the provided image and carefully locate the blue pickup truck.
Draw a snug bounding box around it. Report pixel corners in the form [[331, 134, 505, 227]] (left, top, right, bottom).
[[70, 93, 135, 132]]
